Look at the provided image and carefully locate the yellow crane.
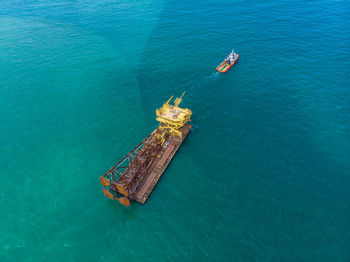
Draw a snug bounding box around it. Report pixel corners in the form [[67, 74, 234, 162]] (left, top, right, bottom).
[[155, 92, 192, 143]]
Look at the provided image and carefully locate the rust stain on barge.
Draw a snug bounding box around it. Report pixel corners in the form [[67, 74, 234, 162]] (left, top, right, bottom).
[[100, 93, 192, 206]]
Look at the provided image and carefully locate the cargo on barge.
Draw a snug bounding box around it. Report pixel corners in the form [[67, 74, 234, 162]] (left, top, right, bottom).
[[100, 93, 192, 206]]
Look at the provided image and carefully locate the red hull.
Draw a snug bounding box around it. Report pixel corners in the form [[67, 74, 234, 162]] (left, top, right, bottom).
[[216, 54, 239, 73]]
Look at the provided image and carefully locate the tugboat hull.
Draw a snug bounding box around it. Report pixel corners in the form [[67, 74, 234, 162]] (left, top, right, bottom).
[[216, 54, 239, 73]]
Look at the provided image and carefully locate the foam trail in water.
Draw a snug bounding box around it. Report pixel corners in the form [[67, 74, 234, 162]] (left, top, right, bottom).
[[204, 71, 220, 81]]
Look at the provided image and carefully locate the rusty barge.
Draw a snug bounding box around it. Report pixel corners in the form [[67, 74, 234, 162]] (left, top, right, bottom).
[[100, 93, 192, 207]]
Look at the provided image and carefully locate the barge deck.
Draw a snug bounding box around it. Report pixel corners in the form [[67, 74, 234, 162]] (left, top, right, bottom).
[[134, 124, 190, 204]]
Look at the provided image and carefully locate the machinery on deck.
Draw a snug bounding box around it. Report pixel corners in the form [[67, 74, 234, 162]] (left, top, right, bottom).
[[100, 93, 192, 206]]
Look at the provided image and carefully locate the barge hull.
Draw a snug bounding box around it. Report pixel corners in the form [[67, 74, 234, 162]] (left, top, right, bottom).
[[100, 93, 192, 206]]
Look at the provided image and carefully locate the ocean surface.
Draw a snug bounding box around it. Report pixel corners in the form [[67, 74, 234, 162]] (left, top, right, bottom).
[[0, 1, 349, 261]]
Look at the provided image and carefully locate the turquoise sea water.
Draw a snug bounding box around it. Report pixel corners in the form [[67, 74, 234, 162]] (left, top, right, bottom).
[[1, 1, 349, 261]]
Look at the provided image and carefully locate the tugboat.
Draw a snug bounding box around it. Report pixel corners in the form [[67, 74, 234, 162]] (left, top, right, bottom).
[[216, 50, 239, 73]]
